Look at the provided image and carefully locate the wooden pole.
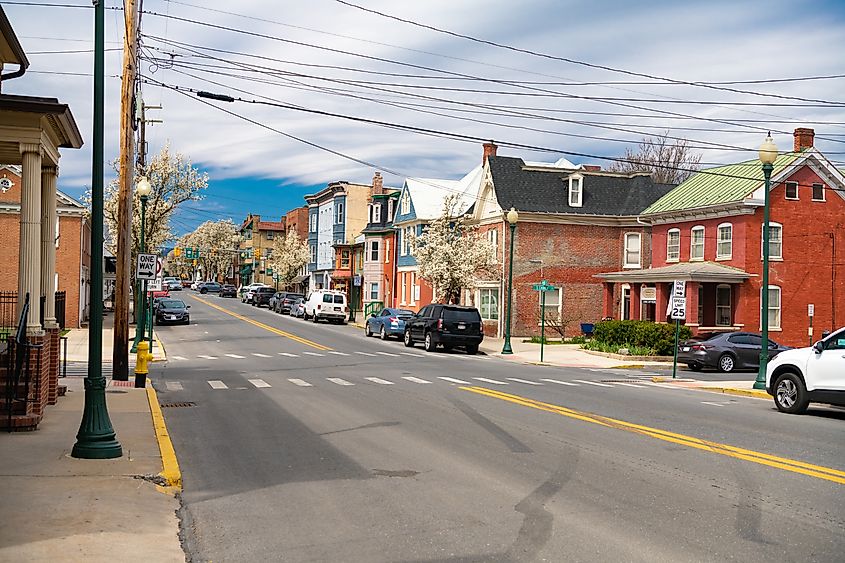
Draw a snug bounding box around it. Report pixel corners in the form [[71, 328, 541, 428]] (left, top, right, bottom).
[[112, 0, 138, 380]]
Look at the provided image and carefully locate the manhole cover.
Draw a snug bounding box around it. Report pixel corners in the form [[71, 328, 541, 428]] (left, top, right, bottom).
[[160, 401, 196, 408]]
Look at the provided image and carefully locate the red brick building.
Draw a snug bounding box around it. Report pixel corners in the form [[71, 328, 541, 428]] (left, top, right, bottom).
[[0, 165, 90, 328], [597, 129, 845, 347]]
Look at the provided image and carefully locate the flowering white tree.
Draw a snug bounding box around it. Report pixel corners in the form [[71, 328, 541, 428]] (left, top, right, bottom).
[[189, 219, 239, 281], [268, 231, 310, 287], [412, 194, 493, 304]]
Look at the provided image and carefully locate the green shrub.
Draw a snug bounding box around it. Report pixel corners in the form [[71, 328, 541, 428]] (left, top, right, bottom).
[[592, 320, 690, 356], [581, 340, 656, 356]]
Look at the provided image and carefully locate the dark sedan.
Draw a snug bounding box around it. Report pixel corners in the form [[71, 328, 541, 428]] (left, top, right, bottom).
[[155, 299, 190, 325], [678, 331, 791, 372], [365, 308, 415, 340], [252, 287, 276, 307], [219, 284, 237, 298]]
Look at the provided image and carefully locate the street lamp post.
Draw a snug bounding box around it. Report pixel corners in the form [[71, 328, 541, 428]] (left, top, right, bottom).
[[130, 176, 151, 353], [502, 208, 518, 355], [754, 133, 778, 390], [72, 0, 122, 458]]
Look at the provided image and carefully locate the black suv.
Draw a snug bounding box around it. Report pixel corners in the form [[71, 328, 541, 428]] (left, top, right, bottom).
[[252, 287, 276, 307], [403, 304, 483, 354]]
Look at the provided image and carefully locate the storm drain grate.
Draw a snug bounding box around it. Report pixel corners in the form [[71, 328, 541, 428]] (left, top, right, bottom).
[[160, 401, 196, 408]]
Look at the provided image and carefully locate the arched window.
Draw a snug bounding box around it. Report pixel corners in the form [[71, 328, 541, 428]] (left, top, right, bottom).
[[763, 222, 783, 260]]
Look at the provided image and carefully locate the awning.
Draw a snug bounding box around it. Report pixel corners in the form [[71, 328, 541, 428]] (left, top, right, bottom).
[[291, 274, 309, 284], [595, 261, 754, 284]]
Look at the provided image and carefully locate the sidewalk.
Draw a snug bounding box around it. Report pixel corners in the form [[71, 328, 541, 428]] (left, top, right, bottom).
[[0, 377, 184, 562], [64, 322, 166, 363], [650, 376, 771, 399], [479, 337, 671, 368]]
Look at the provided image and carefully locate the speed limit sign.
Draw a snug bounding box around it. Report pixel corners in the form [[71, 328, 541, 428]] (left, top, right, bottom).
[[671, 296, 686, 320]]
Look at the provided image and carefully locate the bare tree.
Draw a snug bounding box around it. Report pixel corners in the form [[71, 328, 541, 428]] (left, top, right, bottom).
[[607, 131, 701, 185]]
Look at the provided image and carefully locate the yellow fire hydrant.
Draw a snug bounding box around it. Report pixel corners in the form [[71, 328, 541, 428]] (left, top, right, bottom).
[[134, 340, 153, 388]]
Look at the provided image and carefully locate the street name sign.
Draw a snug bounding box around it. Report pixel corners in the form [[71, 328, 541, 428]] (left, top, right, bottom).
[[136, 253, 157, 280]]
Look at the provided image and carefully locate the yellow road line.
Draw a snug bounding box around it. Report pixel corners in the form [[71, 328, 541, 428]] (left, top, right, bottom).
[[460, 386, 845, 485], [146, 386, 182, 492], [196, 298, 332, 351]]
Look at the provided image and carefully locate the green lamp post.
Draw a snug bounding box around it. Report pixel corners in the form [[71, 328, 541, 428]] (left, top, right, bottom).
[[754, 133, 779, 390], [72, 0, 122, 459], [502, 207, 518, 355], [130, 176, 151, 353]]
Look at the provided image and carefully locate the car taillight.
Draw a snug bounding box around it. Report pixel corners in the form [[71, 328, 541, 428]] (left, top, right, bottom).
[[691, 344, 707, 351], [437, 319, 443, 330], [317, 304, 321, 310], [389, 316, 398, 323]]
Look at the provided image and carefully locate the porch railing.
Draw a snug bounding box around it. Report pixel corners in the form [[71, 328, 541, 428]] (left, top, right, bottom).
[[363, 301, 383, 317], [4, 294, 43, 432]]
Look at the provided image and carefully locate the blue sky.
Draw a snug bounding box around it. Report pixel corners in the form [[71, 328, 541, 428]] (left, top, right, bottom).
[[4, 0, 845, 237]]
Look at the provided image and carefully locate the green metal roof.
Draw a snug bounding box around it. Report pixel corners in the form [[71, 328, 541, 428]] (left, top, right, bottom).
[[643, 152, 802, 215]]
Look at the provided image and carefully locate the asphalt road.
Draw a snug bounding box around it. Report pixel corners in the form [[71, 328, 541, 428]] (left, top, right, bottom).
[[152, 291, 845, 563]]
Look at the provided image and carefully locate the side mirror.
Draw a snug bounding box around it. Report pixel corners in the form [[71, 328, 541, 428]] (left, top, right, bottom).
[[813, 341, 824, 354], [821, 330, 831, 339], [186, 305, 191, 309], [369, 312, 376, 317]]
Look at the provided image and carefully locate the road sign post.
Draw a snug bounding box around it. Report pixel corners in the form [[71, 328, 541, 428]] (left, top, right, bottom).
[[532, 280, 558, 364], [808, 303, 815, 345], [669, 280, 687, 379]]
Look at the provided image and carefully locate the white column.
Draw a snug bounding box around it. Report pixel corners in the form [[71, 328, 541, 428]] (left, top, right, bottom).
[[41, 165, 58, 328], [18, 143, 43, 333]]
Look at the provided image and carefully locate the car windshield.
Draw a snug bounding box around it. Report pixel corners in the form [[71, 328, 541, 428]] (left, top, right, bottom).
[[160, 300, 185, 309], [442, 308, 480, 322], [389, 309, 414, 317]]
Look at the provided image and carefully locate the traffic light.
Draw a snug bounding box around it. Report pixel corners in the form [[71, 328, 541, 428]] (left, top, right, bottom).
[[174, 247, 182, 257]]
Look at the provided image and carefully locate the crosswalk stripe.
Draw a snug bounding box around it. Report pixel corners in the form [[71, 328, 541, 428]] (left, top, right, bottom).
[[165, 381, 183, 391], [328, 351, 349, 356], [400, 352, 424, 357], [473, 377, 508, 385], [248, 378, 271, 388], [288, 379, 313, 387], [171, 356, 188, 361], [402, 376, 431, 384], [365, 377, 394, 385], [376, 351, 400, 357], [225, 354, 245, 359], [198, 355, 217, 360], [574, 379, 613, 388], [327, 377, 354, 386], [540, 378, 579, 386], [613, 382, 646, 389], [278, 352, 298, 357], [208, 380, 227, 389], [303, 352, 325, 357], [439, 377, 471, 384], [252, 353, 272, 358], [355, 351, 377, 357], [506, 378, 543, 386]]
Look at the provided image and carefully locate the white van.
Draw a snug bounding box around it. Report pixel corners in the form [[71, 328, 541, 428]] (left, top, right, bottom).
[[304, 290, 348, 324]]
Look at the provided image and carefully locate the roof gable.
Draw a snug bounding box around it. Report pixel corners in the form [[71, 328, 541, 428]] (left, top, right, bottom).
[[394, 165, 483, 224]]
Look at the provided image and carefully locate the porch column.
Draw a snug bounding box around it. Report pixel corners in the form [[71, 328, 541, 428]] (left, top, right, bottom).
[[630, 284, 641, 320], [655, 282, 670, 323], [602, 283, 614, 319], [686, 281, 699, 329], [41, 166, 58, 328], [18, 143, 43, 333]]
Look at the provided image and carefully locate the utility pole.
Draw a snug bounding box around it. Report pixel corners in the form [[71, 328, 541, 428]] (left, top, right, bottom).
[[112, 0, 139, 380]]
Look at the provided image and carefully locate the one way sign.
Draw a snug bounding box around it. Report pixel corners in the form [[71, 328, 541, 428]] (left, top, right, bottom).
[[136, 253, 158, 280]]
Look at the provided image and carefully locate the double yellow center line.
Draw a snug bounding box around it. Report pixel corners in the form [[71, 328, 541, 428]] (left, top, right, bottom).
[[461, 386, 845, 485], [197, 297, 332, 351]]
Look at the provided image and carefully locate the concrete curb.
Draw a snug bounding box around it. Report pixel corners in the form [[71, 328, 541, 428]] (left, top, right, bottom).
[[700, 387, 771, 400], [151, 331, 167, 363], [145, 385, 182, 492], [583, 349, 673, 362]]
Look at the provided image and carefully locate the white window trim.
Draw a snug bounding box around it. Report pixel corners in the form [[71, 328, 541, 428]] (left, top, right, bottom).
[[477, 287, 500, 321], [761, 285, 782, 330], [811, 183, 825, 202], [538, 287, 563, 325], [385, 239, 390, 263], [373, 203, 381, 223], [715, 283, 732, 327], [370, 240, 380, 262], [387, 199, 394, 222], [335, 202, 344, 224], [785, 181, 799, 200], [410, 271, 416, 304], [488, 229, 498, 262], [762, 222, 783, 261], [623, 232, 641, 269], [666, 228, 680, 263], [369, 282, 380, 301], [716, 222, 733, 260], [568, 174, 583, 207], [690, 226, 705, 261]]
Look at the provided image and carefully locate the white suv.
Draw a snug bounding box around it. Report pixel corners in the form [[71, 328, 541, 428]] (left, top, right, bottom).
[[766, 326, 845, 414], [304, 290, 347, 324], [240, 283, 267, 303]]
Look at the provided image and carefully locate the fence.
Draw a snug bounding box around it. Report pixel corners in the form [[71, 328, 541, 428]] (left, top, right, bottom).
[[0, 291, 66, 335]]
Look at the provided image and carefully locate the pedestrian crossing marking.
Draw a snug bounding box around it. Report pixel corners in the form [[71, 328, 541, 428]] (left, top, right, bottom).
[[198, 355, 217, 360], [327, 377, 354, 386], [225, 354, 245, 359], [252, 353, 272, 358], [574, 380, 613, 388], [248, 379, 271, 388], [303, 352, 325, 357], [278, 352, 298, 357], [402, 376, 430, 384], [355, 351, 377, 357], [613, 382, 646, 389], [165, 381, 183, 391], [439, 377, 470, 384], [540, 378, 579, 386], [506, 378, 542, 386], [208, 380, 228, 389], [288, 378, 312, 387], [365, 377, 394, 385], [473, 377, 508, 385], [376, 351, 399, 357], [328, 351, 349, 356], [400, 352, 424, 357], [171, 356, 188, 361]]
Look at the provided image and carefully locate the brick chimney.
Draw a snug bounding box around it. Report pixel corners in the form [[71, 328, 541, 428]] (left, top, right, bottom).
[[483, 140, 498, 164], [371, 171, 383, 196], [793, 128, 815, 152]]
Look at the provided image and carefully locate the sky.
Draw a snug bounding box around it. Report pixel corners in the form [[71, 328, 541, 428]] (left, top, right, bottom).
[[4, 0, 845, 237]]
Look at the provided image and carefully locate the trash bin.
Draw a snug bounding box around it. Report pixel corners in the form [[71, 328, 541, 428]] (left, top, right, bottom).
[[580, 323, 594, 336]]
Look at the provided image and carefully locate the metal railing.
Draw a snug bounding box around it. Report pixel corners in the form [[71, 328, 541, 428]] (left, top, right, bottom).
[[363, 301, 383, 317], [0, 291, 66, 335], [4, 294, 43, 431]]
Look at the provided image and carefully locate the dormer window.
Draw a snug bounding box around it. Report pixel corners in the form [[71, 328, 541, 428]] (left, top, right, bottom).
[[400, 190, 411, 215], [568, 175, 583, 207], [373, 203, 382, 223]]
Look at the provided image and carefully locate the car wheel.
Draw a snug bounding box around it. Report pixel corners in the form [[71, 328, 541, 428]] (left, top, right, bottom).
[[312, 313, 318, 323], [687, 362, 702, 372], [380, 326, 388, 340], [200, 289, 207, 294], [466, 344, 478, 355], [424, 332, 436, 352], [774, 372, 810, 414], [365, 323, 372, 337], [717, 353, 736, 373], [404, 330, 414, 347]]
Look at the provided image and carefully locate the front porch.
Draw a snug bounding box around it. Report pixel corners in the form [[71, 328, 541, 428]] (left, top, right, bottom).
[[596, 262, 755, 334]]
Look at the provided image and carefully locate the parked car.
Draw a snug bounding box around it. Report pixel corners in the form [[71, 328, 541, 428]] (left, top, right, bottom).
[[198, 282, 222, 295], [252, 287, 276, 307], [304, 290, 347, 323], [240, 283, 267, 303], [365, 308, 415, 340], [165, 278, 182, 291], [289, 297, 306, 318], [268, 292, 284, 311], [155, 299, 190, 325], [150, 289, 170, 300], [403, 304, 483, 354], [219, 284, 237, 298], [766, 326, 845, 414], [275, 292, 304, 314], [677, 331, 791, 373], [181, 279, 193, 288], [190, 281, 200, 290]]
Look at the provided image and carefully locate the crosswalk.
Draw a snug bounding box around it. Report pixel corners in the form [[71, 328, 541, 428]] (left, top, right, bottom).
[[164, 349, 484, 363], [157, 375, 653, 391]]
